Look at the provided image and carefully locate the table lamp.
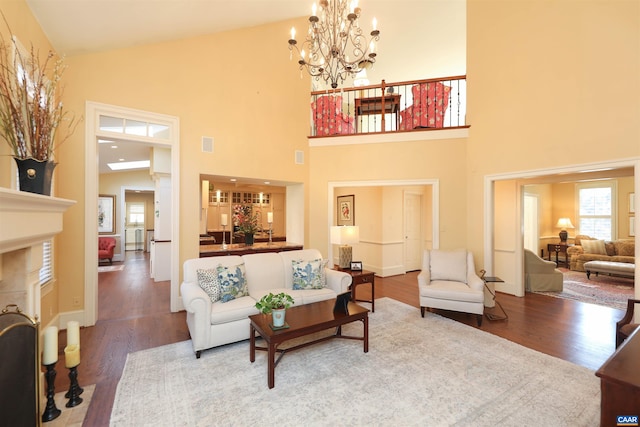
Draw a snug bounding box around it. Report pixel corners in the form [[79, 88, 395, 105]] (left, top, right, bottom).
[[556, 218, 574, 243], [331, 226, 360, 269]]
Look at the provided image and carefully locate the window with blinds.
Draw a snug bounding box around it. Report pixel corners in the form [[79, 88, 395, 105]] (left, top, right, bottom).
[[39, 240, 53, 285], [576, 181, 617, 241]]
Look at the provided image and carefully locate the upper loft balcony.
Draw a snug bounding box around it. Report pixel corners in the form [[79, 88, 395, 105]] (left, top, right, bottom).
[[308, 76, 468, 144]]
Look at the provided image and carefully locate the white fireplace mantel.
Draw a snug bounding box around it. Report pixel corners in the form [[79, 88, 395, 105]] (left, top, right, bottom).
[[0, 187, 76, 255]]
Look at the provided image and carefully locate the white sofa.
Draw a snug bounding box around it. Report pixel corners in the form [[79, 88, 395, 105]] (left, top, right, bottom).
[[181, 249, 352, 358]]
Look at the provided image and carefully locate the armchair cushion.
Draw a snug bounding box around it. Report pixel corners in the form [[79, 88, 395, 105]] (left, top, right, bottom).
[[311, 95, 355, 136], [399, 82, 451, 130], [429, 249, 467, 283]]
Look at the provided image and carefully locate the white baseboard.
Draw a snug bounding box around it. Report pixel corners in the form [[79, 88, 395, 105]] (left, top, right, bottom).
[[58, 310, 85, 329]]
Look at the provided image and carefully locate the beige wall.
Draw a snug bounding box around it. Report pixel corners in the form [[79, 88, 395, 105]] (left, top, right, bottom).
[[467, 0, 639, 287], [2, 0, 638, 323], [0, 0, 61, 326]]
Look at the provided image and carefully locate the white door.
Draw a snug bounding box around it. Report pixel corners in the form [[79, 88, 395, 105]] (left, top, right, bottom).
[[404, 192, 423, 271]]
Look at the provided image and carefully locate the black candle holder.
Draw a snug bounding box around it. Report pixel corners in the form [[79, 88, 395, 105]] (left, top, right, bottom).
[[42, 363, 61, 422], [65, 365, 83, 407]]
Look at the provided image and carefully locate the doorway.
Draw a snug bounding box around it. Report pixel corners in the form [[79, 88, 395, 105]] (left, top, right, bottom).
[[404, 192, 423, 271], [523, 193, 539, 254], [84, 102, 180, 326]]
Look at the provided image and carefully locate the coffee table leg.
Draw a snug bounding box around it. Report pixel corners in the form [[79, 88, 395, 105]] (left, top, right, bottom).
[[249, 324, 256, 363], [363, 315, 369, 353], [268, 342, 275, 389]]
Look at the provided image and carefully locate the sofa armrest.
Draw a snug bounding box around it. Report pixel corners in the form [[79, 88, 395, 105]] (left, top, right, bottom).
[[180, 282, 211, 319], [324, 269, 352, 294], [566, 246, 584, 256]]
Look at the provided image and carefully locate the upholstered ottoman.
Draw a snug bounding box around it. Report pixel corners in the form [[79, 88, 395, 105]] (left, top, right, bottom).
[[584, 261, 635, 279]]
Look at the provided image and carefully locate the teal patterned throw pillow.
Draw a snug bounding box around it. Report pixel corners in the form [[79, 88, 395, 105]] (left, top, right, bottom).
[[217, 263, 249, 303], [292, 258, 327, 290], [196, 268, 221, 303]]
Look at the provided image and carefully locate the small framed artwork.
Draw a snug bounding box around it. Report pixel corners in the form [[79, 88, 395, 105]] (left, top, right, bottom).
[[630, 217, 635, 237], [337, 194, 355, 226], [350, 261, 363, 271], [630, 193, 635, 214], [98, 195, 116, 234]]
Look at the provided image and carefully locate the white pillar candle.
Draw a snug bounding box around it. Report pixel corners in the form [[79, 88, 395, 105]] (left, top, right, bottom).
[[67, 321, 80, 346], [267, 212, 273, 224], [43, 326, 58, 365], [221, 214, 228, 226], [64, 344, 81, 368]]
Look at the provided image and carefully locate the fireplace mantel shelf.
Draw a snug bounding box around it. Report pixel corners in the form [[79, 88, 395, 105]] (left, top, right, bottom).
[[0, 187, 76, 255]]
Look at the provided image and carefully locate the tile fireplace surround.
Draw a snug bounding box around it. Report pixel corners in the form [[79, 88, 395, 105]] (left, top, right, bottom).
[[0, 188, 75, 320]]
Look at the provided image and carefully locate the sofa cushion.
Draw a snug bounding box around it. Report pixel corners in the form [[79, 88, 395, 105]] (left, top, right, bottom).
[[196, 268, 221, 303], [582, 239, 607, 255], [430, 250, 467, 283], [217, 263, 249, 303], [292, 258, 327, 290], [615, 240, 635, 257], [209, 296, 257, 325]]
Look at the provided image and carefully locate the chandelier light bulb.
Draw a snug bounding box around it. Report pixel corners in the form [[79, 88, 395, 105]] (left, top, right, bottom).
[[312, 3, 317, 16], [291, 27, 296, 40], [372, 17, 377, 31]]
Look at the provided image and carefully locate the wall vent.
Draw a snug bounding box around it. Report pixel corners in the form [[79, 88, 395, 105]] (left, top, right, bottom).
[[295, 150, 304, 165], [202, 137, 214, 153]]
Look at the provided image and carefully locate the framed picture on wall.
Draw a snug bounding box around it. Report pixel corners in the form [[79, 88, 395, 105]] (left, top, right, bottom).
[[98, 195, 116, 234], [337, 194, 355, 226], [630, 193, 635, 214], [631, 217, 635, 237]]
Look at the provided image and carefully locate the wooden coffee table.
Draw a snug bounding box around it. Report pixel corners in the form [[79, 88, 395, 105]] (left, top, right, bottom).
[[249, 299, 369, 389]]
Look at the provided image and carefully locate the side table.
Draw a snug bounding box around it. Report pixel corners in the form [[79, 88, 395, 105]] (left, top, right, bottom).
[[547, 243, 573, 268], [481, 274, 508, 321], [335, 266, 375, 312]]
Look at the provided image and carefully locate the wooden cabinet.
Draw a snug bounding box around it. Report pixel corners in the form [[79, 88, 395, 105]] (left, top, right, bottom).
[[596, 328, 640, 426]]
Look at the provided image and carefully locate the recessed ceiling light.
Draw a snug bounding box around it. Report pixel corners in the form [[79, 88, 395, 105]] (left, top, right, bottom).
[[111, 145, 118, 149], [264, 181, 270, 185], [230, 178, 237, 182], [108, 160, 150, 171], [119, 158, 125, 161]]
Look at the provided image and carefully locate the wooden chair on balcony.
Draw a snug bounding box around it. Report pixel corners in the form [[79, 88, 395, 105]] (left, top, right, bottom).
[[399, 81, 451, 130], [310, 95, 355, 136]]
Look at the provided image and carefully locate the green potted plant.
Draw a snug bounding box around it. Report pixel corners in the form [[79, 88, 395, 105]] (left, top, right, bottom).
[[255, 292, 295, 328], [0, 33, 79, 195]]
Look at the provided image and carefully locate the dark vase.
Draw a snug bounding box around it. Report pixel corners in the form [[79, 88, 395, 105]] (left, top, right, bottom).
[[14, 158, 57, 196], [244, 233, 254, 246]]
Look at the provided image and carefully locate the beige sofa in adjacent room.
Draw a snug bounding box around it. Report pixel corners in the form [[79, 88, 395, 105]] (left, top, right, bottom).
[[567, 235, 635, 272]]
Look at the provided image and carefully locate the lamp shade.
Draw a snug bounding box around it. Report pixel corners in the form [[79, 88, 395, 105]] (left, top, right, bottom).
[[555, 218, 575, 229], [330, 226, 360, 245]]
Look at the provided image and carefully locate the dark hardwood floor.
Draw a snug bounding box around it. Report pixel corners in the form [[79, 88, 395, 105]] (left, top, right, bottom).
[[53, 251, 623, 426]]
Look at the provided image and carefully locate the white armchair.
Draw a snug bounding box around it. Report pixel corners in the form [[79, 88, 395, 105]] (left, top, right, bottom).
[[417, 249, 485, 326]]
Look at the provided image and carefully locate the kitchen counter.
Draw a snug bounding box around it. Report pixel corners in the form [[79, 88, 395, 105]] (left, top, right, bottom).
[[199, 242, 303, 258]]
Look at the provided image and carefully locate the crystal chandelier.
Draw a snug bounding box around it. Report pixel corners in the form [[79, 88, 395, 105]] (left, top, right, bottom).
[[288, 0, 380, 89]]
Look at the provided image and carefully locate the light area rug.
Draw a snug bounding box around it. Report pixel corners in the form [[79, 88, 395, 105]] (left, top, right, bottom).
[[536, 268, 634, 310], [98, 265, 124, 273], [110, 298, 599, 426]]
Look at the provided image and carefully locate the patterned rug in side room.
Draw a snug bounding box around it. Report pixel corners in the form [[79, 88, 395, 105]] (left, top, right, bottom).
[[536, 267, 634, 310]]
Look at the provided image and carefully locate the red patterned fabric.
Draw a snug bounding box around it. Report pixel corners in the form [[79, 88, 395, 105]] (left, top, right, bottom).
[[311, 95, 355, 136], [399, 82, 451, 130]]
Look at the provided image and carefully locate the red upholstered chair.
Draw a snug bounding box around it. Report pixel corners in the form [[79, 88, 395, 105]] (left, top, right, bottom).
[[399, 82, 451, 130], [310, 95, 355, 136], [98, 237, 116, 264]]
